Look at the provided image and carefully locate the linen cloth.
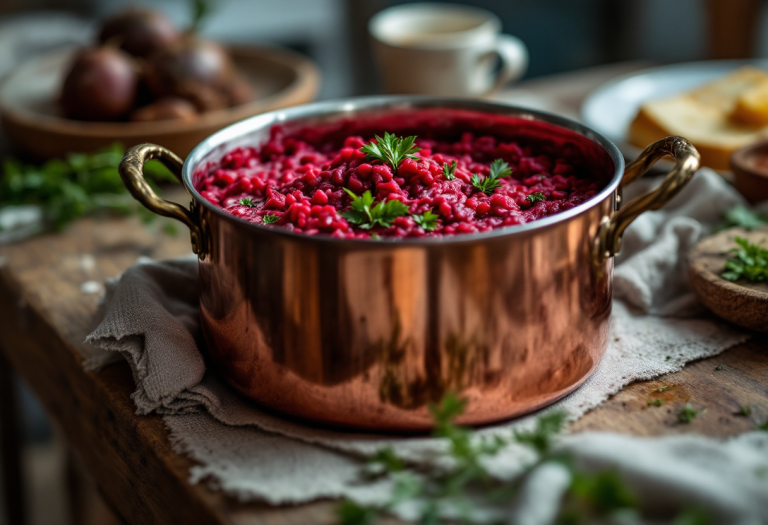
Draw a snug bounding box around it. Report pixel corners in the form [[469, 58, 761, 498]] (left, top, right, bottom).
[[85, 168, 766, 522]]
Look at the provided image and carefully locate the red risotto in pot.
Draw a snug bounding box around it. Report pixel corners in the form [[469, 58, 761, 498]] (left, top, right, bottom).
[[195, 127, 606, 239]]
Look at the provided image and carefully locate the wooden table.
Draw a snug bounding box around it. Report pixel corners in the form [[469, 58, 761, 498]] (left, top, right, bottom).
[[2, 63, 767, 525]]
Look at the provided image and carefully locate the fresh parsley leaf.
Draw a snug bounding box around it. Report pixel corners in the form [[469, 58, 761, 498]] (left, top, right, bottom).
[[647, 399, 663, 407], [678, 403, 704, 423], [721, 236, 768, 282], [671, 508, 712, 525], [262, 214, 280, 224], [239, 197, 255, 207], [0, 143, 174, 231], [715, 365, 723, 371], [568, 469, 637, 514], [360, 132, 421, 171], [429, 391, 467, 436], [367, 447, 404, 475], [526, 192, 545, 203], [513, 411, 567, 455], [442, 160, 457, 180], [654, 385, 670, 393], [336, 500, 378, 525], [471, 158, 513, 196], [489, 158, 512, 180], [716, 204, 767, 232], [413, 210, 439, 231], [471, 173, 502, 195], [341, 189, 409, 230], [738, 406, 752, 416]]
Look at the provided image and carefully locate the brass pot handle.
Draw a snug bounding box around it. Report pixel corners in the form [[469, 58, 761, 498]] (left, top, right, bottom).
[[593, 136, 700, 266], [119, 143, 206, 256]]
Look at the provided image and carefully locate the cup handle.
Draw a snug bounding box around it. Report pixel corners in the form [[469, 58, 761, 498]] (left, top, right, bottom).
[[592, 136, 700, 267], [119, 143, 207, 256], [488, 34, 529, 93]]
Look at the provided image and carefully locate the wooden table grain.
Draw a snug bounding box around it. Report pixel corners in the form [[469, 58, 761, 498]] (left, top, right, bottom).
[[1, 63, 766, 525]]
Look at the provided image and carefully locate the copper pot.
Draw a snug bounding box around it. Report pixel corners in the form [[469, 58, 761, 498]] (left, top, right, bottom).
[[119, 98, 699, 431]]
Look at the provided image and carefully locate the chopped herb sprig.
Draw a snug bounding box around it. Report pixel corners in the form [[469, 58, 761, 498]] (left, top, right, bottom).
[[360, 132, 421, 171], [0, 143, 175, 231], [442, 160, 457, 180], [721, 236, 768, 283], [239, 197, 255, 207], [471, 158, 513, 195], [262, 214, 280, 224], [336, 390, 705, 525], [716, 204, 767, 232], [341, 189, 409, 230], [526, 192, 545, 204], [413, 210, 439, 231], [678, 403, 704, 424]]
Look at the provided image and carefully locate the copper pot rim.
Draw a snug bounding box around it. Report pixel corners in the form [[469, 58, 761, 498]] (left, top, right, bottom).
[[182, 96, 625, 246]]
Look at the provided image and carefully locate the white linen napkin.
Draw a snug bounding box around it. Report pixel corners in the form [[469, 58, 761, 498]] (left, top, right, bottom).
[[85, 168, 764, 522]]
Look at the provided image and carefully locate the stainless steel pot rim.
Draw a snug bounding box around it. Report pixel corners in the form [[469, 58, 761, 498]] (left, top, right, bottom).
[[183, 95, 625, 246]]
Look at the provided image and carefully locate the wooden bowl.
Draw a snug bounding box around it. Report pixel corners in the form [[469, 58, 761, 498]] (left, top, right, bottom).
[[688, 226, 768, 332], [0, 45, 320, 160], [730, 141, 768, 203]]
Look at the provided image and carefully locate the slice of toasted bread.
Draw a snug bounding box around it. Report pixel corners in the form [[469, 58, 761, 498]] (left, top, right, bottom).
[[628, 66, 768, 170]]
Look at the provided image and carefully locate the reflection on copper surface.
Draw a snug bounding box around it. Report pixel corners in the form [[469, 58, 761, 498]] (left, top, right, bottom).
[[199, 195, 613, 431]]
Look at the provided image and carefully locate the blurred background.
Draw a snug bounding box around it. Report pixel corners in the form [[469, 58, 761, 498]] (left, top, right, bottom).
[[1, 0, 766, 524], [1, 0, 768, 99]]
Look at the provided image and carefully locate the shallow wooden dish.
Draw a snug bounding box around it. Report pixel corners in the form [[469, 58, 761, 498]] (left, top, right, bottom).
[[0, 45, 320, 160], [689, 226, 768, 331]]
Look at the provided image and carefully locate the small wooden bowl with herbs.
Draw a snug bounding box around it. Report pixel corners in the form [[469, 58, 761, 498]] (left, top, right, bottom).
[[689, 209, 768, 331]]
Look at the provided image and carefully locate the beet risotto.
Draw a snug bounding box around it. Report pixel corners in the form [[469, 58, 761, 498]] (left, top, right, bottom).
[[195, 120, 608, 239]]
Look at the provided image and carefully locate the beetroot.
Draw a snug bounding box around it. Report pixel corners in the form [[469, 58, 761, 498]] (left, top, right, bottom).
[[130, 97, 198, 122], [59, 47, 138, 121], [144, 37, 236, 111], [98, 8, 180, 59]]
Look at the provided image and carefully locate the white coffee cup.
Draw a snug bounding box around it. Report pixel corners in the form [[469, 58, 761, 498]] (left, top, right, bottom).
[[369, 3, 528, 96]]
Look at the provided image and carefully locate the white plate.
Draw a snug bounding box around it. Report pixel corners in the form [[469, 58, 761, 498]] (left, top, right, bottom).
[[581, 59, 768, 170]]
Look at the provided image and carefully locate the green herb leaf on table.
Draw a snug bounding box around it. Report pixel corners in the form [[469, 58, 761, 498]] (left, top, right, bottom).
[[717, 204, 767, 232], [334, 390, 651, 525], [647, 399, 663, 407], [671, 508, 713, 525], [341, 189, 409, 230], [239, 197, 255, 207], [262, 214, 280, 224], [678, 403, 704, 424], [0, 143, 175, 231], [413, 210, 439, 231], [738, 406, 752, 417], [721, 236, 768, 282], [471, 158, 513, 196], [654, 385, 670, 393], [442, 160, 457, 180], [360, 132, 421, 171], [513, 411, 567, 455], [567, 469, 637, 515], [336, 500, 377, 525], [715, 365, 723, 371]]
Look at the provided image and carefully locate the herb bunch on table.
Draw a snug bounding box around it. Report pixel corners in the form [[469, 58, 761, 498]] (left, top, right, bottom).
[[0, 143, 177, 234]]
